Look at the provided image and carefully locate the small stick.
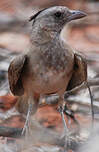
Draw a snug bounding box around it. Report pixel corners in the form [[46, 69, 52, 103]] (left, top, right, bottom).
[[86, 81, 94, 127], [0, 126, 22, 137]]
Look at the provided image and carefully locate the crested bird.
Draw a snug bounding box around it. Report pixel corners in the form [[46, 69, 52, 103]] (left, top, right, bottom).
[[8, 6, 87, 145]]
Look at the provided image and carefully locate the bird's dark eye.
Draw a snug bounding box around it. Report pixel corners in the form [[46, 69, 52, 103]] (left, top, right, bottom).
[[54, 11, 62, 18]]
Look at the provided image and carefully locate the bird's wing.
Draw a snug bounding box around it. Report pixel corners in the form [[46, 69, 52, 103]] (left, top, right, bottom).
[[67, 53, 87, 90], [8, 55, 27, 96]]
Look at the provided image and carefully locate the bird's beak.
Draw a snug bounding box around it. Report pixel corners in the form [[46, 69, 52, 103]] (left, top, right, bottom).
[[67, 10, 87, 22]]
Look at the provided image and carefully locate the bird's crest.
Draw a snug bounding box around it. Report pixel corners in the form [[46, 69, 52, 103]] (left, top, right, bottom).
[[29, 8, 48, 24]]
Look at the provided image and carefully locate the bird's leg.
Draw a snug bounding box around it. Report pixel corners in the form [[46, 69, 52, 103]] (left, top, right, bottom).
[[22, 102, 33, 136], [59, 104, 68, 135], [63, 104, 80, 131], [21, 94, 39, 137], [58, 102, 69, 151]]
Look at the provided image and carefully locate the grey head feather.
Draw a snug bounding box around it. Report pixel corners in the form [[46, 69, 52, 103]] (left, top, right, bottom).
[[29, 8, 48, 24]]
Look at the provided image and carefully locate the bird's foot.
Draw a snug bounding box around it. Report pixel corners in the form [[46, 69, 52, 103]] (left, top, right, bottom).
[[63, 132, 71, 152]]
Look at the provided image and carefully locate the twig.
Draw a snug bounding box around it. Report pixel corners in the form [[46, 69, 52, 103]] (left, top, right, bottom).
[[0, 126, 22, 138], [86, 82, 94, 122]]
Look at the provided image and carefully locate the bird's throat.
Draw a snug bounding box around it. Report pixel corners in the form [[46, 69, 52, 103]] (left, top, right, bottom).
[[31, 25, 59, 46]]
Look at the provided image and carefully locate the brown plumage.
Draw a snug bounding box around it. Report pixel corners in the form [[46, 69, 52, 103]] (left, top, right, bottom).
[[8, 6, 87, 133]]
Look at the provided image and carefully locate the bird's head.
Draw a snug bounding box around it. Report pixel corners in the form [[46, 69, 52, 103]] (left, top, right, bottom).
[[29, 6, 87, 33]]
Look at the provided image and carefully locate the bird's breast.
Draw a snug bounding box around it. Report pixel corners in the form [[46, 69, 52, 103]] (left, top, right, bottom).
[[30, 68, 73, 95], [23, 42, 74, 95], [23, 59, 74, 95]]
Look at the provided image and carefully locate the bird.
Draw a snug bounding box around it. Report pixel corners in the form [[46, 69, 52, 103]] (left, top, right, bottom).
[[8, 6, 87, 142]]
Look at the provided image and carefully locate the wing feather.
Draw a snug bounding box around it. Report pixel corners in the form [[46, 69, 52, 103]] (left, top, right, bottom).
[[67, 53, 87, 90], [8, 55, 27, 96]]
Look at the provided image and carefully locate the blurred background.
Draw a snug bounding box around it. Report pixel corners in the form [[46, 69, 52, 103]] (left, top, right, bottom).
[[0, 0, 99, 152]]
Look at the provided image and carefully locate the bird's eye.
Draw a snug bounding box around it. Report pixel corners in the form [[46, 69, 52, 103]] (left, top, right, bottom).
[[54, 11, 62, 18]]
